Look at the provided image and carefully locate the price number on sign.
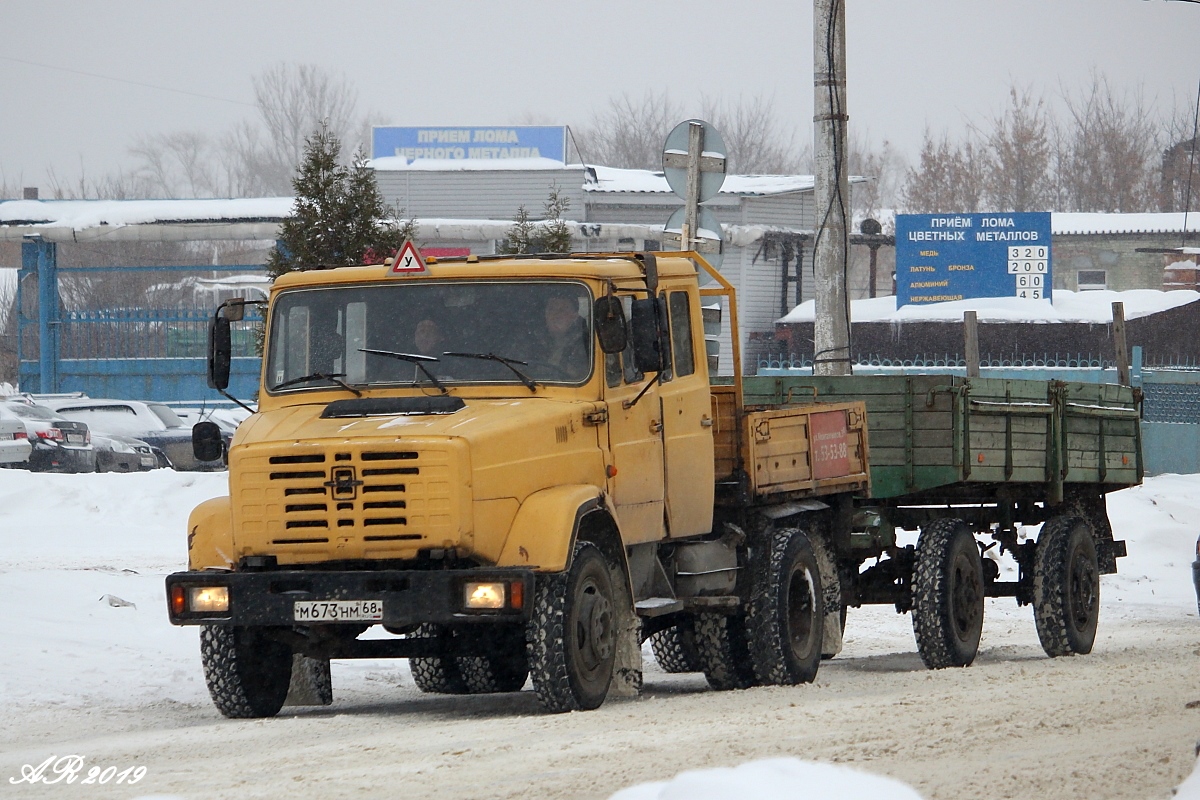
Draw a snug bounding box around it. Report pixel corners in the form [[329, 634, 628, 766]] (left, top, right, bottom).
[[1016, 287, 1043, 299], [1016, 274, 1043, 288], [1008, 245, 1048, 275]]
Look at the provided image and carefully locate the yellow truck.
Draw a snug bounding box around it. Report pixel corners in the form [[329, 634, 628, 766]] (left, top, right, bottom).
[[166, 251, 871, 717]]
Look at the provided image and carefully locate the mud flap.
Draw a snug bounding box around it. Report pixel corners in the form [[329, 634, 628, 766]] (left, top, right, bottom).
[[283, 654, 333, 706], [607, 562, 643, 698], [823, 610, 844, 658]]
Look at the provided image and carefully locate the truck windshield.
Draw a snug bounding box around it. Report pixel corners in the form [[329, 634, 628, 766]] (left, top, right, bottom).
[[266, 280, 594, 392]]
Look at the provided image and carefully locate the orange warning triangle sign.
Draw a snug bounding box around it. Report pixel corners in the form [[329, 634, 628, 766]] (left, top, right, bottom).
[[388, 240, 426, 276]]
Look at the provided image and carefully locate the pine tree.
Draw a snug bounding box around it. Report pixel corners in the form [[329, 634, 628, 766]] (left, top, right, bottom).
[[498, 187, 572, 255], [266, 122, 416, 278]]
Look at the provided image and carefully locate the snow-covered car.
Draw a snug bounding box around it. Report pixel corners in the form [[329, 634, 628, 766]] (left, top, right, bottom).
[[93, 434, 159, 472], [0, 405, 33, 466], [3, 400, 96, 473], [39, 398, 212, 471]]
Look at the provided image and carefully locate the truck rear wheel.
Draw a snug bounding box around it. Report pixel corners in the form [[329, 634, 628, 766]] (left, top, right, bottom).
[[528, 541, 618, 712], [200, 625, 292, 719], [912, 518, 984, 669], [1034, 516, 1100, 657], [693, 613, 758, 690], [650, 620, 701, 673], [459, 625, 529, 693], [409, 624, 469, 695], [747, 527, 824, 686]]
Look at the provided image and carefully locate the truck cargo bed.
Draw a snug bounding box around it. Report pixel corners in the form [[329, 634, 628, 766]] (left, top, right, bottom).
[[739, 375, 1141, 500]]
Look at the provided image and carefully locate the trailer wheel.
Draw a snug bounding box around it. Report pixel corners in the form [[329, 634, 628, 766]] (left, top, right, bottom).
[[1034, 516, 1100, 657], [409, 624, 470, 694], [746, 527, 824, 686], [649, 620, 701, 673], [200, 625, 292, 719], [912, 518, 984, 669], [459, 625, 530, 693], [527, 541, 618, 712], [693, 612, 758, 689]]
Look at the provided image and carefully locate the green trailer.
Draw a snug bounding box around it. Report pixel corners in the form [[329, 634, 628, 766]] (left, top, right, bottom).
[[732, 374, 1139, 670]]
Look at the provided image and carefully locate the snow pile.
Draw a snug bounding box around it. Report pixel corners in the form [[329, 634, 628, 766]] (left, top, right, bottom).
[[0, 197, 295, 230], [1176, 759, 1200, 799], [608, 758, 923, 800], [779, 289, 1200, 324]]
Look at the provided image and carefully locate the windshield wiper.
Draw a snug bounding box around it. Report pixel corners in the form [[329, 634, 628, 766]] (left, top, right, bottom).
[[443, 352, 538, 393], [359, 348, 449, 395], [272, 372, 363, 397]]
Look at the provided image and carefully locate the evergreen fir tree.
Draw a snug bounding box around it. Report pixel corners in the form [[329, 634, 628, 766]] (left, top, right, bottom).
[[498, 187, 572, 255], [499, 205, 536, 255], [266, 123, 417, 278]]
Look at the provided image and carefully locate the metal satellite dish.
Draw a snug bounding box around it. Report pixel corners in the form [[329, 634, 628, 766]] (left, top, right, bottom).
[[664, 206, 724, 279], [662, 119, 727, 203]]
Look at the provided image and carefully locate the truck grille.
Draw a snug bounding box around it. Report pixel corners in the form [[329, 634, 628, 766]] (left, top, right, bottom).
[[232, 443, 464, 558]]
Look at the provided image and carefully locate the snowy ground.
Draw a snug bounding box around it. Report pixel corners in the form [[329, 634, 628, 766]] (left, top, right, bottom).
[[1, 469, 1199, 798]]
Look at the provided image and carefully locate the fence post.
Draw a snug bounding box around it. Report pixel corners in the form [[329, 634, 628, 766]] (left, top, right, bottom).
[[963, 310, 980, 378], [1112, 302, 1130, 386], [23, 235, 59, 393]]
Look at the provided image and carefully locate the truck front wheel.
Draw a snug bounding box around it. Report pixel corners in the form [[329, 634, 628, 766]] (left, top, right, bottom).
[[528, 541, 617, 712], [200, 625, 292, 719], [912, 518, 984, 669], [747, 527, 824, 686], [1034, 516, 1099, 657]]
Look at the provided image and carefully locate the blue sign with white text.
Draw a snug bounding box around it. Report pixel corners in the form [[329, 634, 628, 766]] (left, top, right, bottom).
[[896, 212, 1053, 306], [372, 126, 567, 162]]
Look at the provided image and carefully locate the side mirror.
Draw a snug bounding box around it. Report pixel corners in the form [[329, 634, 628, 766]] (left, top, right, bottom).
[[594, 296, 628, 355], [223, 298, 246, 321], [207, 315, 232, 390], [192, 421, 224, 462], [630, 297, 671, 374]]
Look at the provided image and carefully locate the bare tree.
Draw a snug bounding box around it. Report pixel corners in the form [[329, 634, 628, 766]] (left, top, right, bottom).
[[900, 128, 987, 213], [573, 91, 684, 170], [847, 133, 904, 217], [251, 63, 360, 192], [980, 87, 1055, 212], [128, 131, 220, 198], [1059, 73, 1159, 212], [701, 95, 806, 174]]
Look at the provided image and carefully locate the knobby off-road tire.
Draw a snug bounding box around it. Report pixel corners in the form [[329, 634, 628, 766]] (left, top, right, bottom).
[[747, 527, 824, 686], [459, 625, 530, 694], [1034, 516, 1100, 657], [649, 621, 702, 673], [693, 612, 758, 690], [528, 541, 619, 712], [911, 518, 985, 669], [200, 625, 293, 719], [409, 624, 469, 695]]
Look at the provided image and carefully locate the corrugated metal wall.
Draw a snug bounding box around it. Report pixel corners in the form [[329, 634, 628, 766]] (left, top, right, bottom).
[[376, 168, 587, 220]]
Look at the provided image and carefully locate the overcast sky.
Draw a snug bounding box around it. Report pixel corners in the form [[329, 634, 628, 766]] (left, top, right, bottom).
[[1, 0, 1197, 192]]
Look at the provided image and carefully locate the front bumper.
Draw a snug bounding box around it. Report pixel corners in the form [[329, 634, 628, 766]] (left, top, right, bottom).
[[166, 567, 534, 628]]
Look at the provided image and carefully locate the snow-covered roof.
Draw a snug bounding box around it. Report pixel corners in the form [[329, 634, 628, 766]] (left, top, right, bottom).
[[0, 198, 294, 228], [368, 156, 581, 172], [779, 289, 1200, 325], [1052, 212, 1200, 236], [584, 165, 819, 196]]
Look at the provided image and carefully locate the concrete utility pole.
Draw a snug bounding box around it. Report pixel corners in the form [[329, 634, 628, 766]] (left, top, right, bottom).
[[813, 0, 852, 375]]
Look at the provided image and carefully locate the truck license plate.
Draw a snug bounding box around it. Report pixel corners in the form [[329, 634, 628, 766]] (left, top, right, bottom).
[[293, 600, 384, 622]]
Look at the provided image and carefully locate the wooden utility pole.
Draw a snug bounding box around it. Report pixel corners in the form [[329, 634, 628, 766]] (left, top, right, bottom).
[[813, 0, 852, 375]]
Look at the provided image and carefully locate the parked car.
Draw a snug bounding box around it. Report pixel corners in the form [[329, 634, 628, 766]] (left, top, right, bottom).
[[93, 433, 158, 472], [0, 405, 33, 467], [39, 398, 212, 471], [3, 400, 96, 473]]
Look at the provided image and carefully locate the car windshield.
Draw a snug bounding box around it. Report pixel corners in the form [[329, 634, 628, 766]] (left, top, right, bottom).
[[6, 402, 57, 420], [147, 404, 184, 427], [266, 280, 594, 392]]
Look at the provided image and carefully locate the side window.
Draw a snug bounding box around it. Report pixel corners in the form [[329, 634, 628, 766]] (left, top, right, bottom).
[[620, 295, 644, 385], [668, 290, 695, 377]]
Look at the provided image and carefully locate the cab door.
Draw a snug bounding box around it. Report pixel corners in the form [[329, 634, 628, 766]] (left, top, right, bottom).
[[657, 284, 714, 538], [601, 298, 666, 545]]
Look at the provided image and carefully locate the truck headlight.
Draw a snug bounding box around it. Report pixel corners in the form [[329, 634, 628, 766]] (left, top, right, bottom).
[[187, 586, 230, 613], [463, 582, 505, 610]]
